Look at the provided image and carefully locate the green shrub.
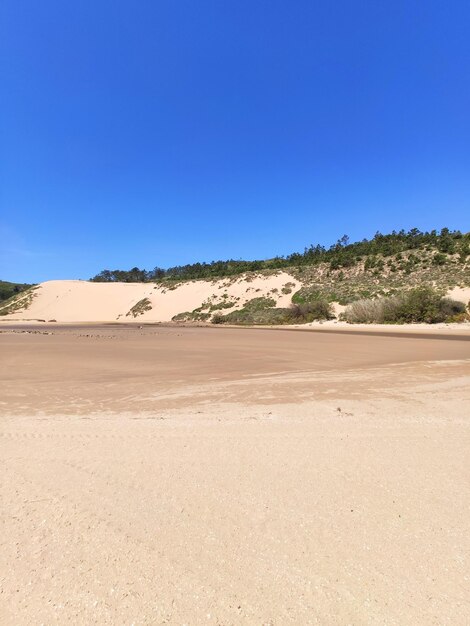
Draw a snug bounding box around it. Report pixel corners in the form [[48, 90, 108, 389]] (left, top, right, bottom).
[[243, 296, 276, 310], [209, 297, 333, 325], [291, 287, 324, 304], [281, 282, 295, 294], [394, 289, 464, 323], [287, 300, 334, 323], [209, 300, 236, 311], [445, 311, 470, 323], [209, 296, 280, 325], [211, 313, 225, 324], [126, 298, 152, 317], [172, 310, 211, 322], [433, 253, 447, 266], [218, 307, 287, 325], [342, 288, 466, 324]]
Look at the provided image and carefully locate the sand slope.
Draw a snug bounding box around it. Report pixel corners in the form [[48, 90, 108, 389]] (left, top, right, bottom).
[[2, 277, 469, 324], [2, 273, 299, 323]]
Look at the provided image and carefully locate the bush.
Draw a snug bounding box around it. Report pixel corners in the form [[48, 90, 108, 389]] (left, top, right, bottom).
[[243, 296, 276, 310], [211, 313, 225, 324], [446, 311, 470, 323], [342, 288, 466, 324], [340, 298, 388, 324], [281, 282, 295, 295], [126, 298, 152, 317], [432, 253, 447, 266], [394, 289, 464, 323], [209, 297, 333, 325], [209, 301, 236, 311], [172, 310, 210, 322], [291, 287, 324, 304], [288, 300, 334, 323], [217, 306, 288, 326]]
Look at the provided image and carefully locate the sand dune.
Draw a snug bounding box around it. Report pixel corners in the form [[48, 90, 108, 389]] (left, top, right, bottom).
[[2, 277, 470, 325], [2, 273, 299, 323]]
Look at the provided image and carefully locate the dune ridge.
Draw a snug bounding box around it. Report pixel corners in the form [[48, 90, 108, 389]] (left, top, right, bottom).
[[1, 274, 300, 323], [1, 276, 470, 325]]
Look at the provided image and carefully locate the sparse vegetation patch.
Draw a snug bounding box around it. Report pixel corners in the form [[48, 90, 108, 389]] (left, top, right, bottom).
[[211, 296, 333, 325], [0, 286, 38, 316], [0, 280, 34, 303], [172, 310, 211, 322], [126, 298, 152, 317], [281, 282, 295, 294]]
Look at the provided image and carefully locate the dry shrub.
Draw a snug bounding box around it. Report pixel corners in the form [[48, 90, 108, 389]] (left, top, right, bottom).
[[288, 300, 334, 322], [342, 288, 466, 324], [341, 298, 390, 324]]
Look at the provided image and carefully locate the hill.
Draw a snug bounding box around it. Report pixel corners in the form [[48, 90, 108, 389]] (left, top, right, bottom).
[[1, 228, 469, 324], [90, 227, 470, 284], [0, 273, 299, 323]]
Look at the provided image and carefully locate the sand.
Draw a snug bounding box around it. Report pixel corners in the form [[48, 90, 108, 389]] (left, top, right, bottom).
[[447, 286, 470, 306], [3, 278, 468, 325], [1, 324, 469, 624], [2, 273, 299, 323]]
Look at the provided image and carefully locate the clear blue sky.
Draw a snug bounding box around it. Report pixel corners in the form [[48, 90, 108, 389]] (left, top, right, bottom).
[[1, 1, 469, 283]]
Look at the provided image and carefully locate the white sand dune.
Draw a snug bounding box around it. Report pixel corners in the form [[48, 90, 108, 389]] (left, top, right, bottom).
[[2, 273, 299, 323], [2, 276, 469, 324]]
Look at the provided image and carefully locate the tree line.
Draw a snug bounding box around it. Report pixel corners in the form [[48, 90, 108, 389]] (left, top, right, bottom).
[[90, 227, 470, 283]]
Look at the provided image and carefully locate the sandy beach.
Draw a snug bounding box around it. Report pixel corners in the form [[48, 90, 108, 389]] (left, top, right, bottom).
[[3, 0, 470, 622], [1, 324, 469, 624]]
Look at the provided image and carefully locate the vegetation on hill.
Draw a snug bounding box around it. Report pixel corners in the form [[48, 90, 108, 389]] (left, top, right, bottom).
[[172, 310, 211, 322], [126, 298, 153, 318], [0, 280, 34, 303], [2, 229, 469, 326], [90, 228, 470, 283], [211, 297, 334, 326], [0, 285, 38, 316], [171, 294, 239, 322]]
